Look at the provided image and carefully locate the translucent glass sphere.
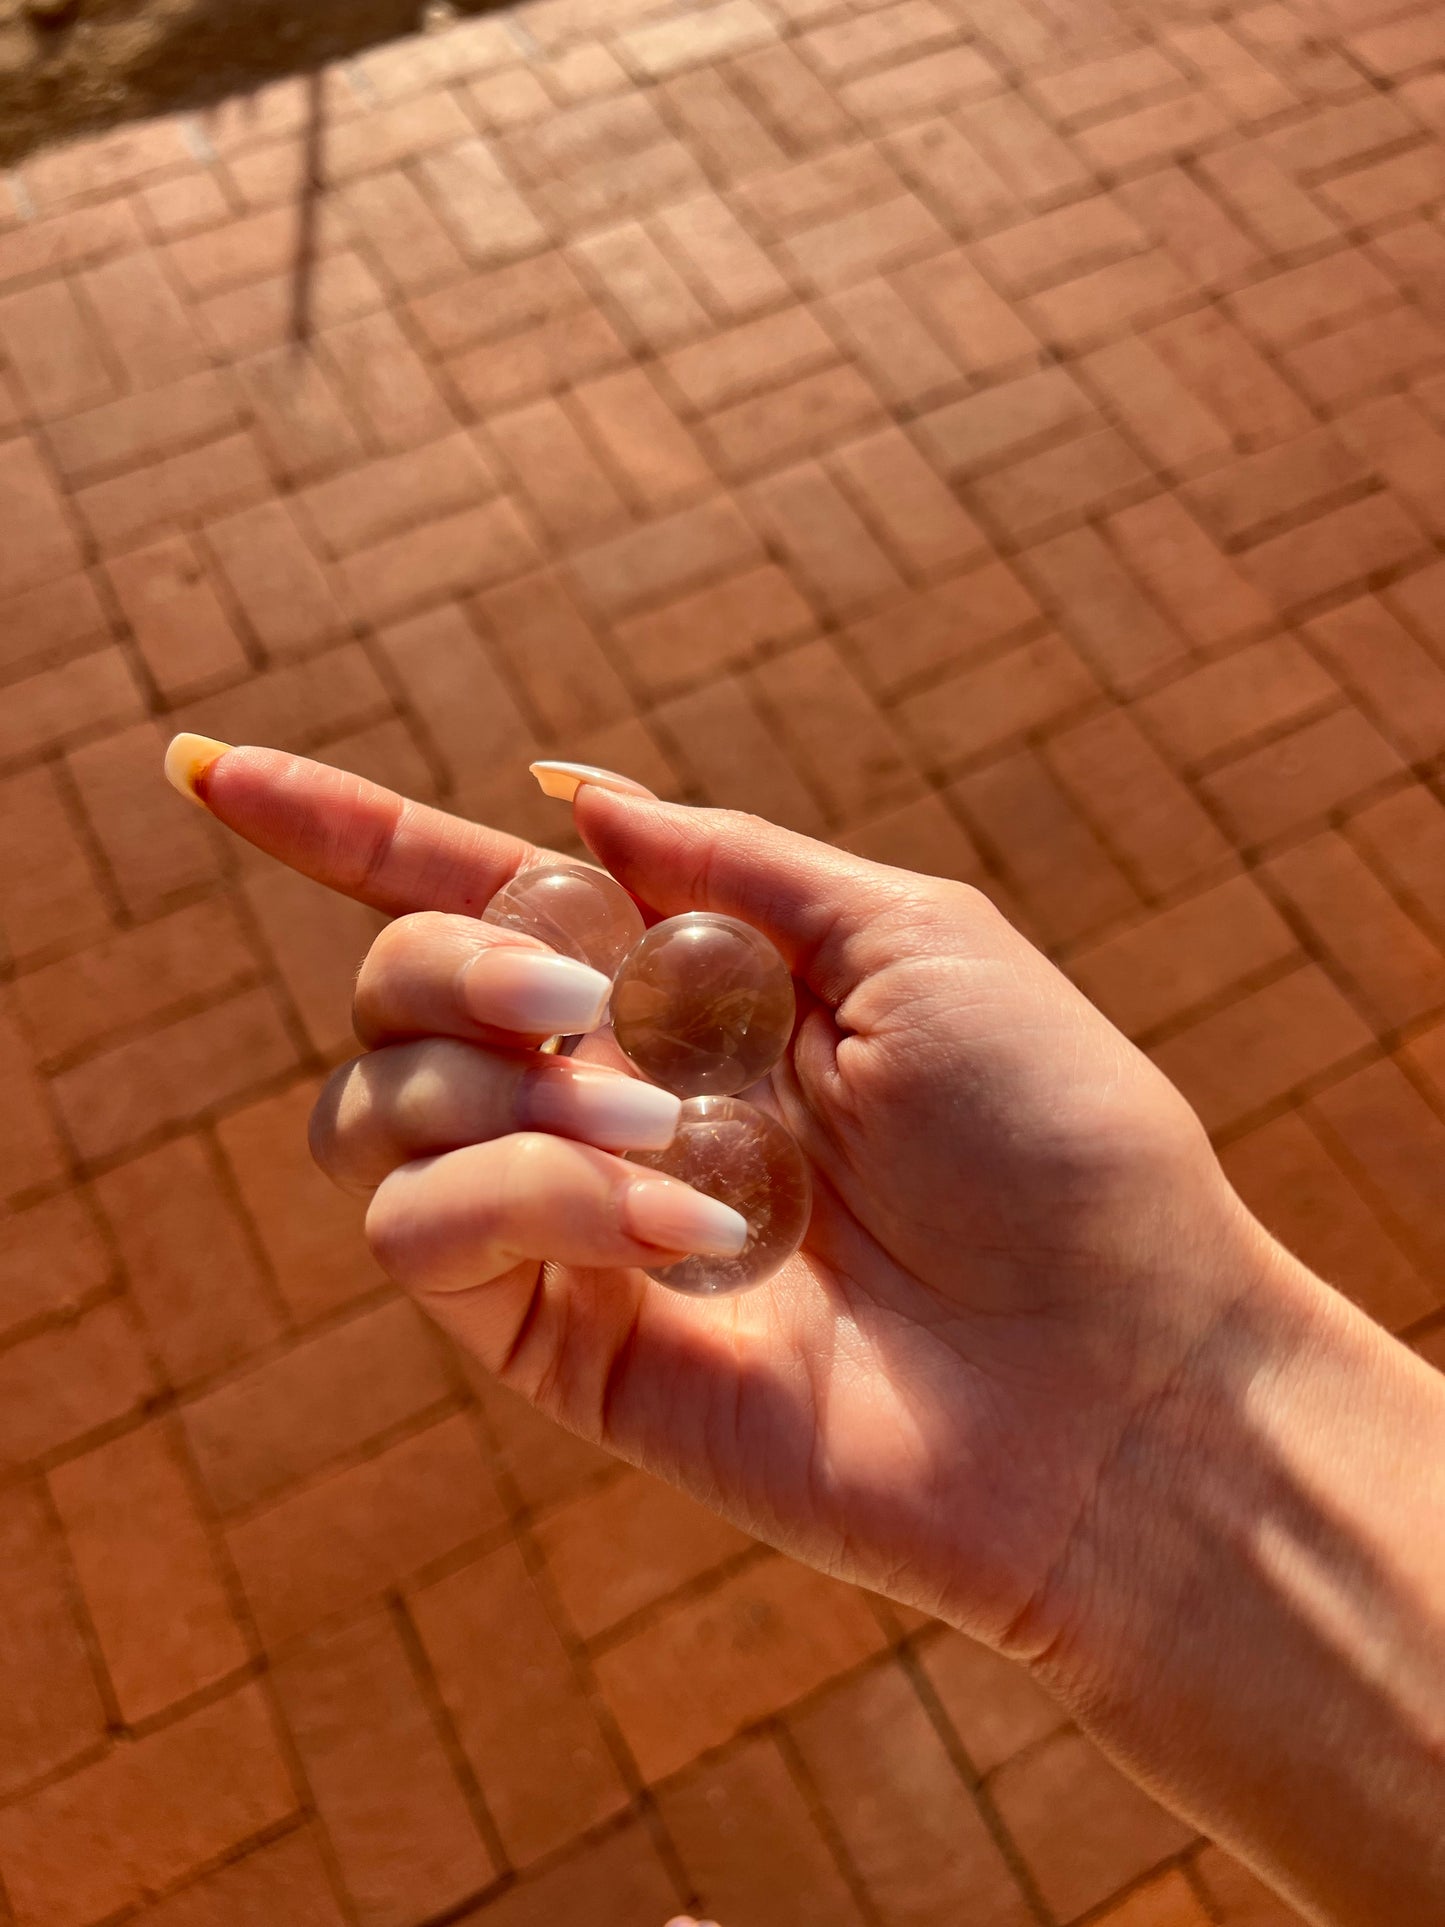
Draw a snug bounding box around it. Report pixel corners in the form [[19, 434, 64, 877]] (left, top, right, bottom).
[[482, 858, 645, 978], [630, 1097, 811, 1293], [610, 913, 795, 1098]]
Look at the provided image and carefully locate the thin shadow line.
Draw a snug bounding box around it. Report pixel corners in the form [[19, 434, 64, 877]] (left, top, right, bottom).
[[290, 66, 326, 345]]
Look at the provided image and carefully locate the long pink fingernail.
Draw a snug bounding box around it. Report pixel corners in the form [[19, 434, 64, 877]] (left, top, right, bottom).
[[623, 1177, 748, 1257], [530, 760, 657, 803], [524, 1063, 681, 1152], [462, 949, 612, 1034]]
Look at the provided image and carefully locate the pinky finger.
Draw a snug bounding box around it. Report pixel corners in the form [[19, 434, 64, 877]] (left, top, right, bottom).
[[365, 1133, 748, 1297]]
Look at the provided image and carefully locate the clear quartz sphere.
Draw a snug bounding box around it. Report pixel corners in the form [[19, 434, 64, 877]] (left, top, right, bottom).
[[481, 858, 645, 977], [610, 912, 795, 1098], [630, 1097, 811, 1293]]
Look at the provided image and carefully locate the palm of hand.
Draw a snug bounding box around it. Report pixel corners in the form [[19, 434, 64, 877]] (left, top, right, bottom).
[[425, 878, 1243, 1653]]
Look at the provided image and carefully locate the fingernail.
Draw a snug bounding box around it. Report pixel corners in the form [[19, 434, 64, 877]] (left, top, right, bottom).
[[462, 948, 612, 1035], [164, 732, 232, 807], [624, 1177, 749, 1258], [530, 760, 657, 803], [525, 1063, 681, 1152]]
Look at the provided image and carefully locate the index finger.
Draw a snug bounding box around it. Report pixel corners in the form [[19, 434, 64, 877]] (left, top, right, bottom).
[[166, 734, 532, 917]]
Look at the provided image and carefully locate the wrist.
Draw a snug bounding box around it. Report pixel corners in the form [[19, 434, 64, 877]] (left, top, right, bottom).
[[1014, 1210, 1327, 1700], [1021, 1213, 1445, 1924]]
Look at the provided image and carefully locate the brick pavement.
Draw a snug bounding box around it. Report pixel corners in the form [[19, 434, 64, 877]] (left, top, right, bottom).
[[0, 0, 1443, 1918]]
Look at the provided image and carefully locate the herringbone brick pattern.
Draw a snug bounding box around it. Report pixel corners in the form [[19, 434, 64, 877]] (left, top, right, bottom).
[[0, 0, 1442, 1918]]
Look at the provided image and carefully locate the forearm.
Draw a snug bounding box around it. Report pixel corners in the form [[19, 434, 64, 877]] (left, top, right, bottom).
[[1034, 1234, 1445, 1925]]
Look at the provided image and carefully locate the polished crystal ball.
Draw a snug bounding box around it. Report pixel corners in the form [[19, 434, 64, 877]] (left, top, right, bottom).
[[482, 858, 645, 977], [630, 1097, 811, 1293], [610, 912, 795, 1098]]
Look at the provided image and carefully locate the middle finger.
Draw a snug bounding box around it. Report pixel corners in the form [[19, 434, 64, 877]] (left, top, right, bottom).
[[311, 1038, 681, 1192], [354, 911, 614, 1048]]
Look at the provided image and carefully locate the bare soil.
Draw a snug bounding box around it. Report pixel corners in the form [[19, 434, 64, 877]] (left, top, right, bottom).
[[0, 0, 500, 166]]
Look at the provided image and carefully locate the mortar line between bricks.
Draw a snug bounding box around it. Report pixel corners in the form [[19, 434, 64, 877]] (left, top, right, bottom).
[[632, 1641, 972, 1863], [502, 1491, 698, 1910], [191, 1112, 303, 1337], [1086, 951, 1316, 1052], [561, 370, 710, 526], [45, 1314, 275, 1745], [1297, 128, 1438, 194], [1181, 1843, 1231, 1924], [133, 1257, 393, 1411], [1044, 614, 1430, 938], [33, 1465, 128, 1739], [78, 562, 175, 726], [205, 1514, 519, 1677], [190, 1391, 471, 1534], [0, 885, 180, 988], [350, 619, 474, 805], [769, 1716, 894, 1927], [1285, 1097, 1445, 1308], [0, 1270, 127, 1361], [89, 1814, 326, 1927], [1203, 1040, 1392, 1162], [33, 1055, 330, 1192], [0, 1733, 114, 1823], [718, 663, 847, 830], [894, 1635, 1060, 1924], [1337, 822, 1445, 968], [1403, 1306, 1445, 1349], [1193, 477, 1396, 562], [1073, 1847, 1211, 1925], [218, 855, 343, 1074], [46, 740, 177, 934], [188, 519, 294, 679], [389, 1588, 514, 1883], [21, 962, 270, 1081], [93, 1652, 268, 1751], [645, 82, 859, 304], [579, 1541, 775, 1657], [1391, 1025, 1445, 1134], [458, 1394, 698, 1911]]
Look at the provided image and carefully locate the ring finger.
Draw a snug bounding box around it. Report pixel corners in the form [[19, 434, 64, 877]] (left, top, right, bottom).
[[310, 1038, 681, 1193]]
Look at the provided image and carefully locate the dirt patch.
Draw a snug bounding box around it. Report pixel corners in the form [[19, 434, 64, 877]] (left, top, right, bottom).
[[0, 0, 501, 167]]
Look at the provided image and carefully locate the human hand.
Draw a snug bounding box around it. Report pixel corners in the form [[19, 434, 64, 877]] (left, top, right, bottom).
[[167, 740, 1279, 1676]]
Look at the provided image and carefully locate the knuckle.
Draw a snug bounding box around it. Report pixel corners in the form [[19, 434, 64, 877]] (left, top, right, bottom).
[[366, 910, 442, 972], [494, 1130, 556, 1192], [353, 912, 446, 1036]]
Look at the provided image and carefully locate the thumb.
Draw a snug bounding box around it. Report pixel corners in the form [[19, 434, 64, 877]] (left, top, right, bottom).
[[572, 783, 910, 1004]]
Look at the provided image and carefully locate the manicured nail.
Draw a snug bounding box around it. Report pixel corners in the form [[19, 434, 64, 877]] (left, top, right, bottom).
[[623, 1176, 749, 1258], [530, 760, 656, 803], [462, 948, 612, 1035], [164, 732, 232, 807], [525, 1063, 681, 1152]]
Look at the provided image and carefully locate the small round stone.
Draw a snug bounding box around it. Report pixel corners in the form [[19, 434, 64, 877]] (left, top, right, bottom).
[[482, 858, 645, 978], [630, 1097, 811, 1294], [610, 913, 795, 1098]]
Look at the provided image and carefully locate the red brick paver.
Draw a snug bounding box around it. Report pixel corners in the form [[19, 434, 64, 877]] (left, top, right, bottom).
[[0, 0, 1442, 1920]]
